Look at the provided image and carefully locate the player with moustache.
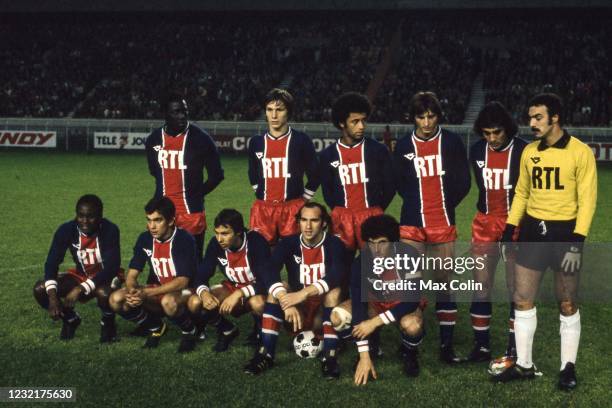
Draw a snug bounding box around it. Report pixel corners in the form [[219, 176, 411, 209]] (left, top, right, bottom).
[[393, 92, 471, 364], [109, 197, 199, 353], [243, 202, 345, 379], [188, 209, 270, 353], [145, 93, 224, 260], [34, 194, 121, 342], [492, 94, 597, 391], [467, 102, 527, 363]]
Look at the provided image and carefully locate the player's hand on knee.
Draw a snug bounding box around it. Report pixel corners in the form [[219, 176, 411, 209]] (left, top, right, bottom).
[[200, 291, 220, 310], [284, 306, 302, 332], [48, 296, 62, 320], [354, 355, 377, 386], [280, 291, 305, 310], [219, 292, 241, 315], [64, 286, 83, 308]]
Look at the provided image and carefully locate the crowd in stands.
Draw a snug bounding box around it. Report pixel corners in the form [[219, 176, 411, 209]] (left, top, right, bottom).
[[0, 13, 609, 126]]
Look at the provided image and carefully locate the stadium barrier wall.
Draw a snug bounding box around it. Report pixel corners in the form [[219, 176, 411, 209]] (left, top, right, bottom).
[[1, 118, 612, 159]]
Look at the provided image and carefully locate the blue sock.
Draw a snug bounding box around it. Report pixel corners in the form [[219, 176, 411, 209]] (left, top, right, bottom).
[[436, 300, 457, 346], [322, 307, 339, 355], [470, 301, 492, 348], [261, 302, 283, 358]]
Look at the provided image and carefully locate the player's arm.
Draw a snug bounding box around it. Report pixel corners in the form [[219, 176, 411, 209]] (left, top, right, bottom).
[[574, 143, 597, 237], [247, 233, 272, 299], [43, 225, 70, 319], [318, 149, 335, 208], [267, 240, 292, 302], [302, 134, 320, 201], [86, 223, 121, 295], [201, 130, 225, 195], [247, 136, 259, 193], [144, 133, 158, 177], [506, 147, 531, 228], [391, 137, 411, 198], [123, 233, 150, 306], [449, 135, 471, 207], [194, 237, 221, 309], [380, 145, 396, 210]]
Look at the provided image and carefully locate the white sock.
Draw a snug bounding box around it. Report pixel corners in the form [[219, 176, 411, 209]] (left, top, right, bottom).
[[560, 310, 581, 371], [514, 307, 537, 368]]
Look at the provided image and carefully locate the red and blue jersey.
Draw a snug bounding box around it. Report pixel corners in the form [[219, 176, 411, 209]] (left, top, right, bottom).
[[267, 232, 345, 298], [469, 137, 527, 217], [195, 230, 270, 298], [129, 227, 197, 285], [248, 127, 320, 202], [393, 127, 470, 227], [319, 137, 395, 210], [145, 123, 224, 214], [44, 219, 120, 294]]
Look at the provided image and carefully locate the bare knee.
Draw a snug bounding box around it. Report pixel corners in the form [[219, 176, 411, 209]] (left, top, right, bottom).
[[161, 294, 178, 317], [559, 301, 578, 316], [109, 289, 127, 312], [266, 293, 279, 304], [187, 294, 202, 314], [331, 306, 352, 331], [400, 312, 423, 336], [33, 280, 46, 297], [514, 300, 535, 311], [249, 296, 265, 316]]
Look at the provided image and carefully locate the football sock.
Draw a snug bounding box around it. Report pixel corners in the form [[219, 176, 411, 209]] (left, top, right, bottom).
[[62, 307, 77, 322], [514, 307, 537, 368], [261, 302, 283, 358], [252, 313, 262, 331], [169, 311, 195, 334], [469, 301, 491, 348], [119, 306, 162, 331], [369, 328, 381, 352], [401, 331, 424, 350], [507, 302, 516, 351], [203, 310, 235, 335], [338, 327, 353, 341], [560, 310, 581, 370], [322, 307, 339, 355], [436, 300, 457, 346]]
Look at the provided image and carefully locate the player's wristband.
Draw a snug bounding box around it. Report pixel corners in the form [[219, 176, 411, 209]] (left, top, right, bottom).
[[269, 282, 286, 299], [44, 280, 58, 293], [313, 280, 329, 295], [378, 310, 396, 325], [356, 339, 370, 353], [501, 224, 516, 242], [79, 279, 96, 295], [196, 285, 210, 297], [241, 285, 256, 298]]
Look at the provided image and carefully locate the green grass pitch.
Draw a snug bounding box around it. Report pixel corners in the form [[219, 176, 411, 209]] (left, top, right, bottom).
[[0, 150, 610, 407]]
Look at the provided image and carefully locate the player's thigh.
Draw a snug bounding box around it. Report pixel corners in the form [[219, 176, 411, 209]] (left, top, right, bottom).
[[57, 274, 80, 297], [472, 255, 499, 300], [109, 287, 128, 309], [400, 238, 425, 255], [513, 263, 544, 307], [427, 242, 455, 282]]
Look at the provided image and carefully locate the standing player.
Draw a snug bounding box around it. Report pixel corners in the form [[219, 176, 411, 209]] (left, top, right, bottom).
[[330, 215, 424, 384], [493, 94, 597, 390], [109, 197, 199, 353], [393, 91, 471, 363], [145, 93, 224, 260], [34, 194, 121, 342], [188, 209, 270, 353], [320, 92, 395, 254], [243, 203, 345, 378], [248, 88, 320, 245], [468, 102, 527, 362]]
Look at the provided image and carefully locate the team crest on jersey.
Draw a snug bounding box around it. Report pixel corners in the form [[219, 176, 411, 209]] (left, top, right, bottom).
[[330, 161, 340, 168], [153, 145, 162, 152], [255, 152, 263, 159], [531, 157, 541, 164], [404, 153, 415, 160], [293, 255, 302, 264], [143, 248, 152, 257], [72, 243, 80, 249], [477, 161, 485, 168], [218, 257, 228, 266]]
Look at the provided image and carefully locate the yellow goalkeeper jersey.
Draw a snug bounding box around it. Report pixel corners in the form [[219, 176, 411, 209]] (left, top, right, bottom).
[[507, 131, 597, 236]]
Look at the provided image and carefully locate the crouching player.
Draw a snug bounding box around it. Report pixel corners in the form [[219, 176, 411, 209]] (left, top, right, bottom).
[[468, 102, 526, 362], [109, 197, 198, 352], [243, 202, 345, 378], [188, 209, 270, 353], [331, 215, 424, 385], [34, 194, 121, 342]]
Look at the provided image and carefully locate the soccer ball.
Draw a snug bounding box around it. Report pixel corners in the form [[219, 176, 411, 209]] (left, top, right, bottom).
[[293, 331, 323, 359], [488, 355, 516, 376]]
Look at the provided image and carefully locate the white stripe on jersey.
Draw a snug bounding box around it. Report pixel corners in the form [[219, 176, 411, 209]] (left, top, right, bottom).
[[361, 141, 369, 208], [505, 140, 515, 214], [283, 130, 292, 201], [437, 134, 451, 226], [410, 137, 426, 227], [180, 129, 190, 213]]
